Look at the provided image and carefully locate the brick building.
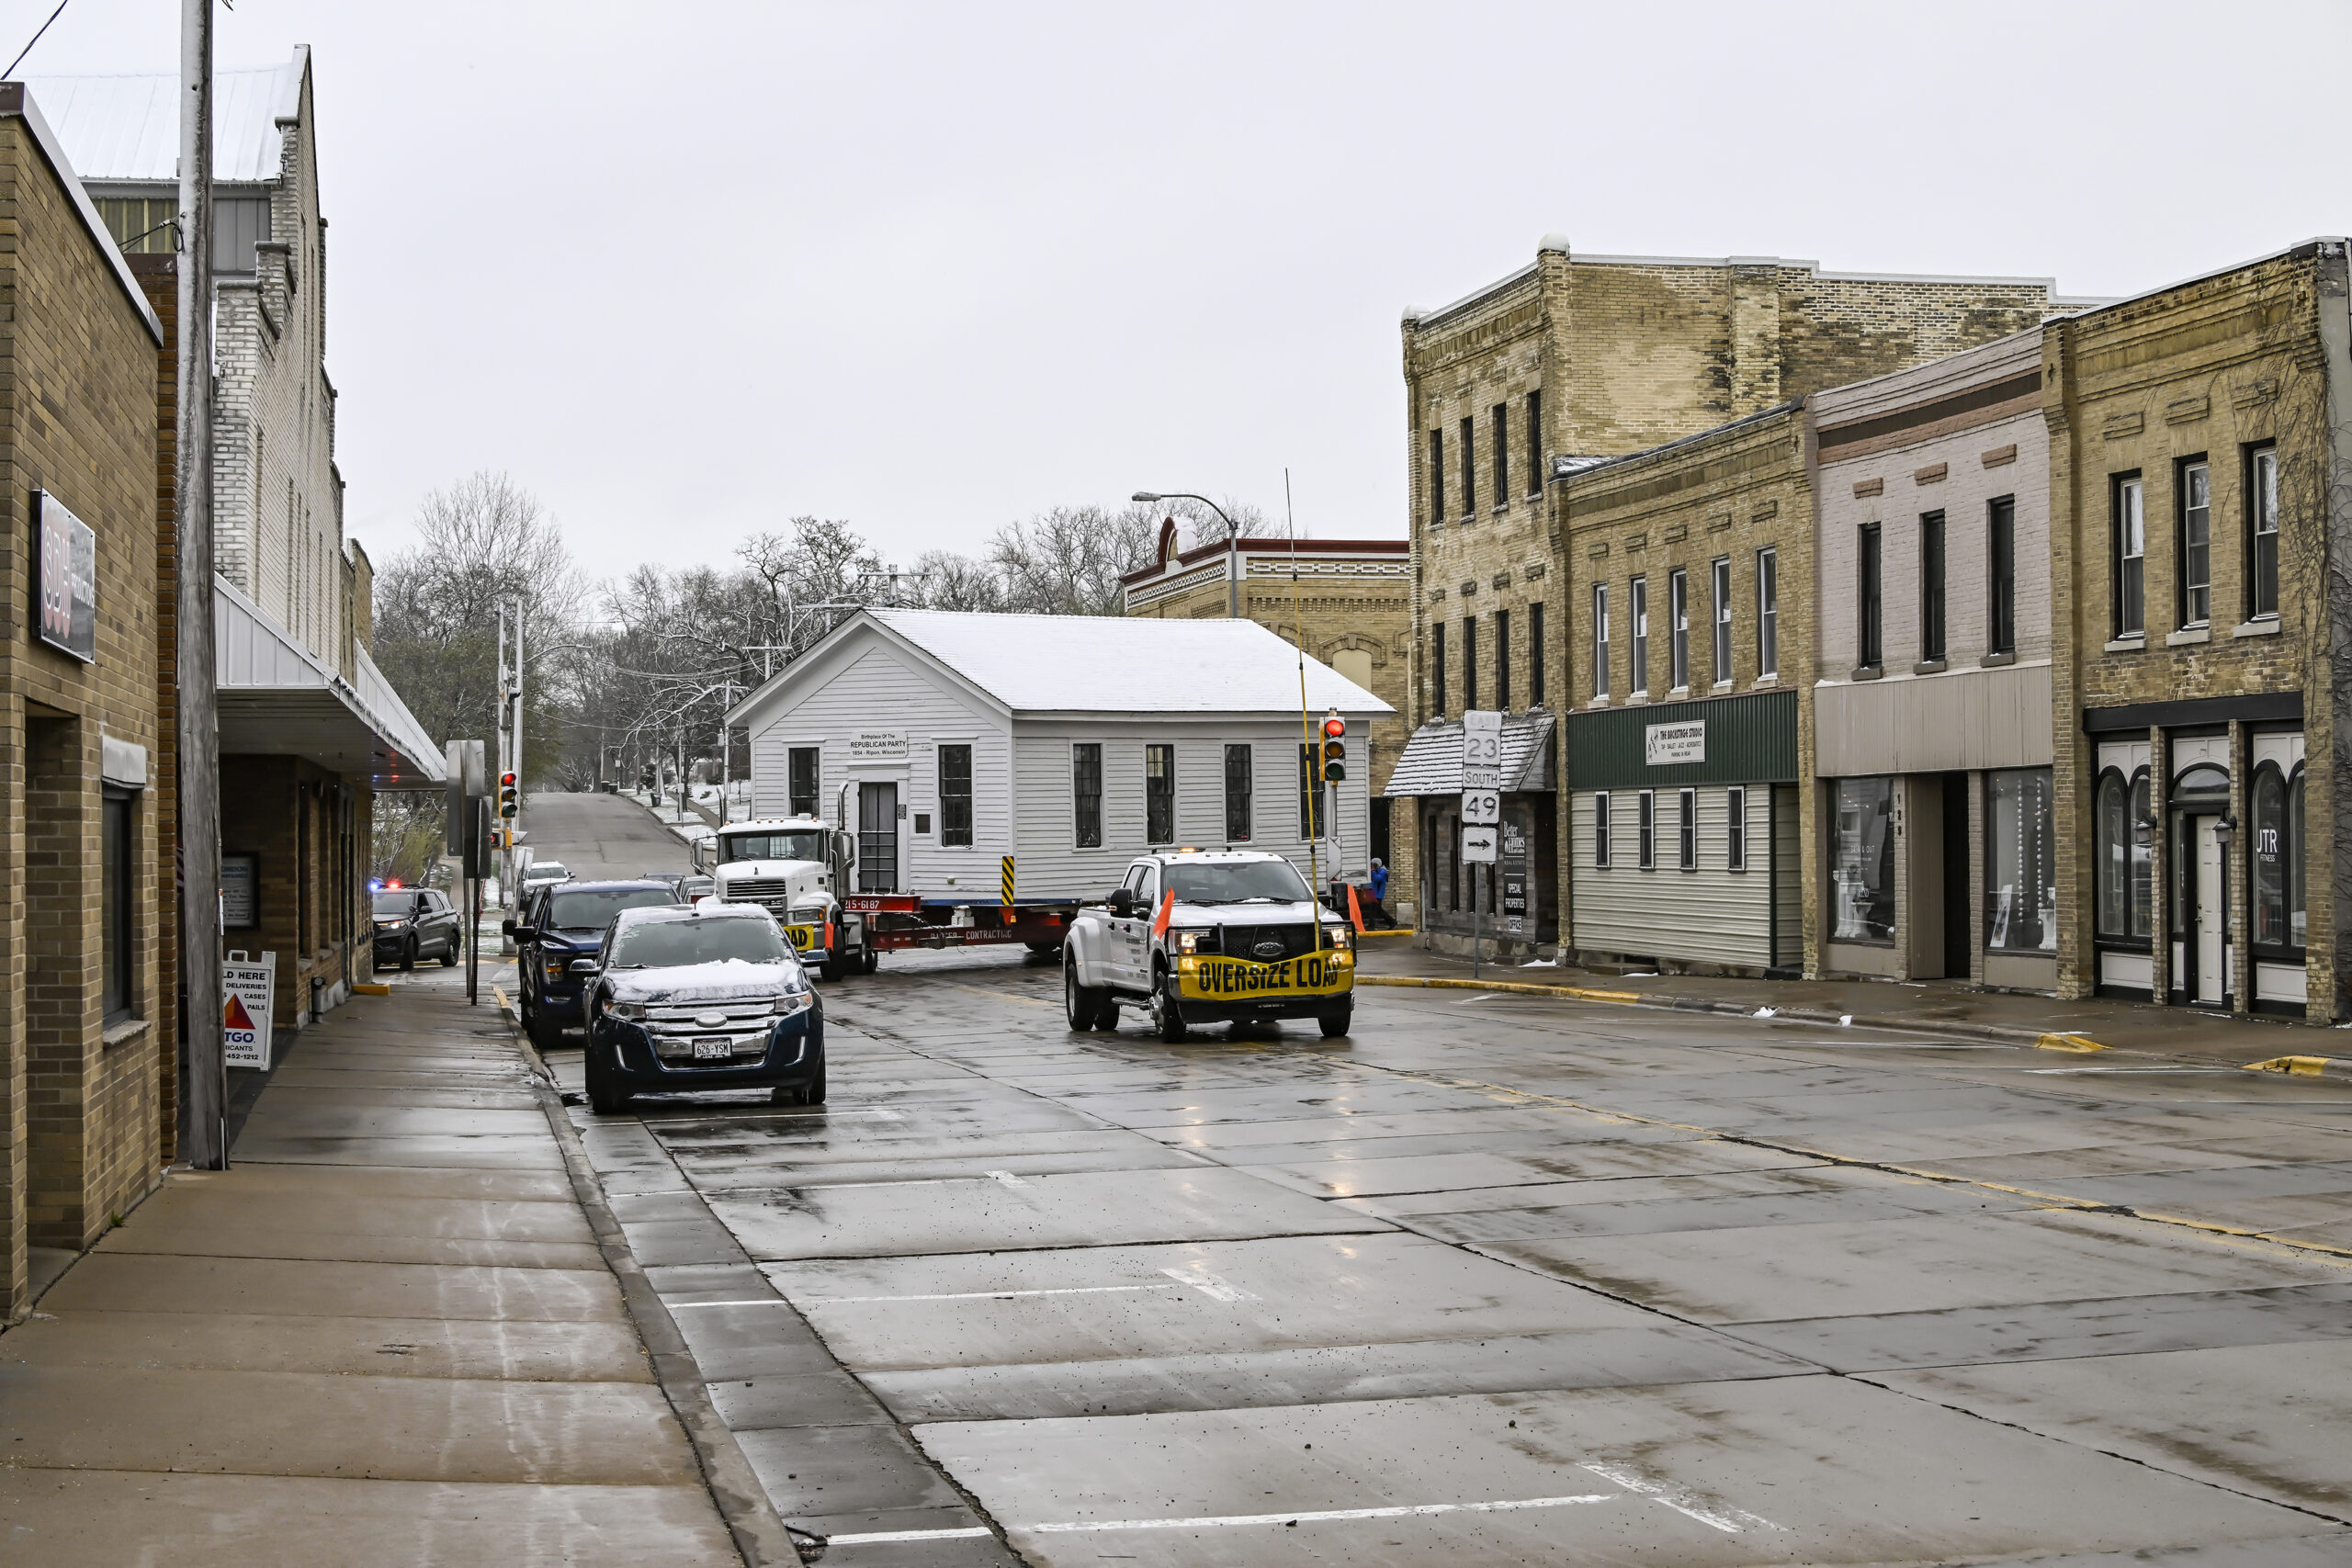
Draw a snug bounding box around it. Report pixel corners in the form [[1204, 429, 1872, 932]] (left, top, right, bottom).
[[2045, 241, 2352, 1021], [0, 86, 170, 1320], [1812, 331, 2058, 991], [1395, 236, 2065, 942], [37, 51, 444, 1056], [1119, 525, 1410, 867]]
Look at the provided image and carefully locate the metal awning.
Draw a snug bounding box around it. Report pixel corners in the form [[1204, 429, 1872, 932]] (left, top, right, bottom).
[[1384, 714, 1555, 796], [215, 575, 446, 789]]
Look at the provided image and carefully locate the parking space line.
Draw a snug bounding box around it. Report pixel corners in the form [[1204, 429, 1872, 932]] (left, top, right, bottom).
[[808, 1283, 1185, 1305], [1580, 1463, 1782, 1533], [827, 1526, 996, 1544], [1028, 1494, 1620, 1532]]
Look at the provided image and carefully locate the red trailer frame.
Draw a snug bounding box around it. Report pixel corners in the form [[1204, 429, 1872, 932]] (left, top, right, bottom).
[[847, 894, 1077, 953]]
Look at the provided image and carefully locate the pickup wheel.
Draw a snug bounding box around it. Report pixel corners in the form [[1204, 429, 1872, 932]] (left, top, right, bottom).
[[1148, 966, 1189, 1043], [1318, 1000, 1353, 1038], [1065, 954, 1114, 1032]]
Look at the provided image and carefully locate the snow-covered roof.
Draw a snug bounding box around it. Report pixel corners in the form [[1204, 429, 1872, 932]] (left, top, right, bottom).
[[28, 47, 305, 185], [730, 608, 1395, 725], [1386, 714, 1555, 796]]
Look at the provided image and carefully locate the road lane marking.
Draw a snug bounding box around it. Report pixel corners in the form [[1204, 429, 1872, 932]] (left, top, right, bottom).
[[1160, 1265, 1256, 1302], [668, 1299, 797, 1310], [1580, 1463, 1782, 1534], [987, 1169, 1027, 1186], [827, 1526, 995, 1544], [808, 1283, 1184, 1304], [1028, 1495, 1619, 1532]]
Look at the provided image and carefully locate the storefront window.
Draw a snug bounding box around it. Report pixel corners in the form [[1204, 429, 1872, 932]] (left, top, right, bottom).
[[2095, 769, 2153, 941], [1832, 777, 1894, 942], [2253, 764, 2306, 953], [1986, 769, 2055, 951]]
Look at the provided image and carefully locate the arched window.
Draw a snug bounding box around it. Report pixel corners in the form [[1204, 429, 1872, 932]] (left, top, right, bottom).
[[2253, 764, 2289, 949], [2097, 768, 2154, 941]]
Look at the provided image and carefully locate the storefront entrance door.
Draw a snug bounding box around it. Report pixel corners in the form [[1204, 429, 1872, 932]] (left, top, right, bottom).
[[2189, 814, 2226, 1002], [858, 782, 899, 893]]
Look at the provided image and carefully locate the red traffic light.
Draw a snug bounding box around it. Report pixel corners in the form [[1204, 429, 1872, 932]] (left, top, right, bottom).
[[1321, 711, 1346, 739], [499, 772, 518, 787]]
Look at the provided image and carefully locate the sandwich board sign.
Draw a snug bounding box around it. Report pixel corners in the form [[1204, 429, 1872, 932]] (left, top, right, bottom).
[[223, 951, 277, 1070]]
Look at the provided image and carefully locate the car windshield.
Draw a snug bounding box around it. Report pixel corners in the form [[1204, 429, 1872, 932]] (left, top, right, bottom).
[[610, 917, 789, 968], [547, 887, 677, 931], [523, 863, 568, 883], [1166, 860, 1313, 905], [718, 831, 826, 863], [372, 893, 424, 918]]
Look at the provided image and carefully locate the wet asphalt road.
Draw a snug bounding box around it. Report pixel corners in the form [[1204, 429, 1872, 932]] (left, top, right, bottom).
[[526, 791, 2352, 1565]]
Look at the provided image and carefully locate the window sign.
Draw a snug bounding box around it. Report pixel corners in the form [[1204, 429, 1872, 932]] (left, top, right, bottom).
[[1645, 720, 1705, 766], [35, 490, 96, 663], [1500, 816, 1529, 935], [221, 852, 259, 929], [1833, 777, 1895, 942]]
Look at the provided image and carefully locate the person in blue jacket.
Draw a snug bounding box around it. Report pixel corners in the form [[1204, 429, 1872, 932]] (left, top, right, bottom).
[[1370, 858, 1389, 902]]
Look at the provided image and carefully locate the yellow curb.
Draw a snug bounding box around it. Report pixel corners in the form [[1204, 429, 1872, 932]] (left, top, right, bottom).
[[1358, 974, 1645, 1005], [1352, 929, 1419, 940], [352, 983, 391, 997], [2244, 1055, 2352, 1077], [2034, 1032, 2108, 1054]]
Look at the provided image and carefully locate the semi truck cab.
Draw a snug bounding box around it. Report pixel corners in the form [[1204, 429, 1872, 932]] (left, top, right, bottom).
[[695, 817, 872, 980]]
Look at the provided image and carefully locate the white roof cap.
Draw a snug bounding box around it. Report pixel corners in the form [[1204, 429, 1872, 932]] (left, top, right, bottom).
[[28, 47, 305, 184]]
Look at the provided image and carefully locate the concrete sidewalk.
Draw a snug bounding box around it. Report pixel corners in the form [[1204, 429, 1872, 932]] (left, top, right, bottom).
[[0, 970, 763, 1566], [1353, 939, 2337, 1066]]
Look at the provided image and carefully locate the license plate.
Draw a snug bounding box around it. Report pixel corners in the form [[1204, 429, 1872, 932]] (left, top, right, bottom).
[[693, 1039, 732, 1060]]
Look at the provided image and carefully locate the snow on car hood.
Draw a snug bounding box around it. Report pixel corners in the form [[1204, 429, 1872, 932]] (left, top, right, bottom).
[[605, 956, 805, 1004]]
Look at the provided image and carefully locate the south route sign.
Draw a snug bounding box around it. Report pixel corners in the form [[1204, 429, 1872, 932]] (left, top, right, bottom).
[[1463, 710, 1502, 791]]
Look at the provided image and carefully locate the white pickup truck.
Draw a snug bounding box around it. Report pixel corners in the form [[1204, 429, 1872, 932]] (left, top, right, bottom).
[[1062, 848, 1355, 1042], [693, 817, 874, 980]]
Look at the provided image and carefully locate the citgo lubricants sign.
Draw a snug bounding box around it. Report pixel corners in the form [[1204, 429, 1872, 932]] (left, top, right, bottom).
[[223, 952, 277, 1070], [1178, 951, 1352, 1001]]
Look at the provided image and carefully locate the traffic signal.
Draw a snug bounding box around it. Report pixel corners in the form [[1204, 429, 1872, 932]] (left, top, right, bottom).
[[1320, 711, 1346, 783], [498, 771, 519, 818]]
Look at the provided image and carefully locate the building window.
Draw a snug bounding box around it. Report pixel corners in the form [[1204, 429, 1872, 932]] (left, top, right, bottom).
[[1710, 557, 1732, 685], [1726, 784, 1747, 872], [2252, 761, 2305, 954], [102, 791, 133, 1025], [1832, 777, 1895, 942], [2114, 475, 2145, 637], [1986, 768, 2055, 952], [1756, 547, 1779, 678], [2247, 445, 2278, 619], [1144, 743, 1175, 844], [1072, 743, 1102, 848], [1431, 621, 1446, 717], [1297, 743, 1328, 840], [1524, 390, 1543, 496], [1491, 402, 1508, 505], [1591, 584, 1610, 700], [2178, 458, 2211, 627], [1428, 428, 1443, 526], [1630, 576, 1649, 696], [1224, 743, 1252, 842], [938, 744, 974, 847], [2095, 767, 2154, 941], [1919, 511, 1946, 661], [1494, 608, 1510, 711], [1459, 416, 1476, 518], [1529, 602, 1545, 706], [1858, 522, 1883, 670], [787, 746, 820, 818], [1461, 615, 1478, 712], [1636, 789, 1656, 869], [1677, 787, 1696, 870], [1593, 791, 1611, 867], [1668, 568, 1690, 691], [1988, 496, 2016, 656]]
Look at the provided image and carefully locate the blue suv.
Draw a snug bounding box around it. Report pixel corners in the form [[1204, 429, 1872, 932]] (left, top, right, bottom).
[[509, 880, 681, 1050]]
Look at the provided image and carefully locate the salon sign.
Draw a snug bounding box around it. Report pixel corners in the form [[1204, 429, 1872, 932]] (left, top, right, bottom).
[[1645, 719, 1706, 767]]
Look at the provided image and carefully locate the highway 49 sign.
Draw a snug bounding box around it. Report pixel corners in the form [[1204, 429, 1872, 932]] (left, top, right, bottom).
[[1460, 788, 1500, 826]]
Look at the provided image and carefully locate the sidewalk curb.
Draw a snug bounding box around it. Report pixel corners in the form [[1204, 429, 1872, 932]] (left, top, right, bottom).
[[1356, 972, 2107, 1053], [2244, 1055, 2352, 1080], [619, 790, 709, 848], [506, 1009, 800, 1566]]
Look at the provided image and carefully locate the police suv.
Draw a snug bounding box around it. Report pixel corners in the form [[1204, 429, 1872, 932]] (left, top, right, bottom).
[[1062, 849, 1355, 1042]]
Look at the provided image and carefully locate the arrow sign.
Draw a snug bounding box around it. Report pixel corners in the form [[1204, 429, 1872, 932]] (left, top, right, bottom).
[[1461, 824, 1499, 864]]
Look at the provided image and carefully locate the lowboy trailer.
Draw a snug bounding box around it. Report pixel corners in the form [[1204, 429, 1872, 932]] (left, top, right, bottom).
[[848, 894, 1078, 954]]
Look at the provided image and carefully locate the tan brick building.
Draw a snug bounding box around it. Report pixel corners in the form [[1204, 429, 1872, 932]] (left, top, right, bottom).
[[1395, 238, 2064, 946], [0, 86, 170, 1320], [2046, 241, 2352, 1021], [1120, 528, 1411, 869]]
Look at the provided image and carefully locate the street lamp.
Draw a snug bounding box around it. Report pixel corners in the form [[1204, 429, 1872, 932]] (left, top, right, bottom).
[[1133, 491, 1240, 616]]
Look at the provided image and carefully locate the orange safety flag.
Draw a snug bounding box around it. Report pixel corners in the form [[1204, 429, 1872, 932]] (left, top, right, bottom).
[[224, 994, 256, 1031], [1346, 882, 1365, 933], [1151, 887, 1174, 939]]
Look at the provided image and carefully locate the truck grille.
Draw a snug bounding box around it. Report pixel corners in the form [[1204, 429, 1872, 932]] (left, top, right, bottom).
[[1216, 923, 1318, 960], [721, 878, 797, 917]]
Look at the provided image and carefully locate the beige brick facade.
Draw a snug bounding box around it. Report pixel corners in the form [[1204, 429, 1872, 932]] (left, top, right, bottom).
[[0, 98, 168, 1319], [2045, 242, 2352, 1021]]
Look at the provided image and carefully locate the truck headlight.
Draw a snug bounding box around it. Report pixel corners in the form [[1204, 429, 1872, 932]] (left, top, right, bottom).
[[1175, 930, 1207, 954], [1322, 926, 1350, 949]]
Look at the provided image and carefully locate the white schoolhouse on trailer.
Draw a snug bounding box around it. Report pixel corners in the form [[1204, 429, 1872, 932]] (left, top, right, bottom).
[[725, 609, 1393, 905]]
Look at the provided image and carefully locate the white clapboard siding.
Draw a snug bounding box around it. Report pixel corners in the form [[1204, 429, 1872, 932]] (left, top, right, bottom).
[[1569, 786, 1773, 967]]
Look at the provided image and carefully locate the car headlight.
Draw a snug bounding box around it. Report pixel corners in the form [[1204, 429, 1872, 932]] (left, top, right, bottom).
[[605, 999, 647, 1021], [771, 990, 815, 1018]]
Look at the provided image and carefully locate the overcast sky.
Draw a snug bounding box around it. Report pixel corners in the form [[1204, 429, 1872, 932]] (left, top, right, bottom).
[[20, 1, 2351, 580]]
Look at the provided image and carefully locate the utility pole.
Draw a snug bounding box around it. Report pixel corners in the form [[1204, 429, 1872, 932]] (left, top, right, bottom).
[[176, 0, 223, 1168], [509, 594, 525, 891]]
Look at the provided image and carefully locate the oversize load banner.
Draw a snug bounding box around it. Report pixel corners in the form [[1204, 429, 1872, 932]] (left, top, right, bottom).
[[782, 923, 822, 953], [1179, 953, 1351, 1000]]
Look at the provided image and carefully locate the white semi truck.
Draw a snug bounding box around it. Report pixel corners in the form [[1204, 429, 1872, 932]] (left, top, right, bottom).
[[695, 817, 875, 980]]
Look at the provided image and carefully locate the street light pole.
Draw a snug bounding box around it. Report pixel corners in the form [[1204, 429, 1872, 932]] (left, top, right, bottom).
[[1133, 491, 1240, 617]]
